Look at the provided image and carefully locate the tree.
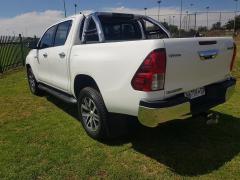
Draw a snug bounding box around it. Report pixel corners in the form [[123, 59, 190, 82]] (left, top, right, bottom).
[[212, 22, 222, 30], [198, 26, 208, 32], [225, 15, 240, 30], [161, 22, 179, 33]]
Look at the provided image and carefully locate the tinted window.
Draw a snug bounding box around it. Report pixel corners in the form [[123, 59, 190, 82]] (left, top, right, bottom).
[[79, 17, 85, 41], [54, 20, 72, 46], [85, 18, 99, 43], [99, 16, 142, 41], [39, 25, 56, 49]]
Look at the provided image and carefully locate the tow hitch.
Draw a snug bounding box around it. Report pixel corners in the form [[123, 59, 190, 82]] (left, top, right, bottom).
[[204, 112, 220, 125]]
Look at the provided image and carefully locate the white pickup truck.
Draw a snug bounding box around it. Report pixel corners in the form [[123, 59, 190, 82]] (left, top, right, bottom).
[[26, 12, 237, 139]]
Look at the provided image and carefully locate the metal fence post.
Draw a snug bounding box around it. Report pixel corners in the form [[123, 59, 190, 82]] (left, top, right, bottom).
[[19, 34, 24, 66], [0, 36, 2, 73], [195, 13, 197, 31]]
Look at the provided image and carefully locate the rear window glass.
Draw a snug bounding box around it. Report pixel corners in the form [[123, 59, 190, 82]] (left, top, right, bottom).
[[99, 16, 142, 41]]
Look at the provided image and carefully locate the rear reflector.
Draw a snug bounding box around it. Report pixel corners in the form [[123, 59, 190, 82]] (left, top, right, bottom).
[[131, 49, 166, 92], [230, 43, 237, 71]]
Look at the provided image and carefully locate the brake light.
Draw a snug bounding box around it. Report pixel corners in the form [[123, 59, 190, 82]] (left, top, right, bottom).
[[230, 43, 237, 71], [131, 49, 166, 92]]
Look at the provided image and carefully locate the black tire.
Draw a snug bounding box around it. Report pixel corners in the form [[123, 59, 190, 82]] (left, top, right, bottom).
[[27, 67, 41, 96], [77, 87, 109, 140]]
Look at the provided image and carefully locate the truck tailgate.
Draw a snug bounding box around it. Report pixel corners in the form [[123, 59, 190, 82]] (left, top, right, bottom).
[[163, 37, 235, 97]]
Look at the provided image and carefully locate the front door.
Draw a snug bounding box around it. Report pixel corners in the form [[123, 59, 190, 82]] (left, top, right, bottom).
[[37, 25, 57, 83]]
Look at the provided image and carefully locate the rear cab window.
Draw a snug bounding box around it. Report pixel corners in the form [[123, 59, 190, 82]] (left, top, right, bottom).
[[98, 15, 142, 41], [78, 13, 170, 44]]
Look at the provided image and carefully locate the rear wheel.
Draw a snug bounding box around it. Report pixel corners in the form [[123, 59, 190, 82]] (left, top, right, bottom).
[[78, 87, 109, 140], [27, 67, 41, 95]]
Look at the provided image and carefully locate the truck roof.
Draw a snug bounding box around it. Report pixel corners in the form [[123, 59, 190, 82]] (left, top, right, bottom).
[[67, 12, 142, 20]]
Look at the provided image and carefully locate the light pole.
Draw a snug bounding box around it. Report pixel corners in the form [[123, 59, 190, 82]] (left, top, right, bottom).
[[179, 0, 183, 37], [219, 11, 222, 27], [234, 0, 239, 33], [144, 8, 147, 16], [63, 0, 67, 17], [189, 3, 194, 30], [74, 4, 77, 15], [206, 6, 210, 30], [186, 11, 189, 30], [157, 1, 162, 22], [173, 16, 175, 25]]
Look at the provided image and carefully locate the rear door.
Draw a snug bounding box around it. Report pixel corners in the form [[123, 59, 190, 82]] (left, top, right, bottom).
[[45, 20, 73, 92], [163, 37, 234, 97]]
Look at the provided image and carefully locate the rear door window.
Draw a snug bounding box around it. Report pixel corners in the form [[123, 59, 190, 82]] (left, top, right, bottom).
[[54, 20, 72, 46]]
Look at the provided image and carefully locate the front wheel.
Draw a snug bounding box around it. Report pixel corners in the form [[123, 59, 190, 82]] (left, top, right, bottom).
[[77, 87, 109, 140]]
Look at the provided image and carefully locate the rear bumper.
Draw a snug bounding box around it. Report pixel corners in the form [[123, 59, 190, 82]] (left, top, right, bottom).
[[138, 78, 236, 127]]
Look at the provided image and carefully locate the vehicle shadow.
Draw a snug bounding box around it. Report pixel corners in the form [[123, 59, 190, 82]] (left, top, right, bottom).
[[46, 95, 240, 176], [127, 113, 240, 176]]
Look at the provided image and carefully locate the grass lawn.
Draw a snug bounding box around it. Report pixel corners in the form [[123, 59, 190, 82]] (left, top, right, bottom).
[[0, 49, 240, 179]]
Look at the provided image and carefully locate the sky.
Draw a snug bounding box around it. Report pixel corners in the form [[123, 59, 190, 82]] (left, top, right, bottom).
[[0, 0, 239, 36]]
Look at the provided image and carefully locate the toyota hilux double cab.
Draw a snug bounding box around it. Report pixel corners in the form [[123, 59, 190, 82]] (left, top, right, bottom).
[[26, 12, 237, 139]]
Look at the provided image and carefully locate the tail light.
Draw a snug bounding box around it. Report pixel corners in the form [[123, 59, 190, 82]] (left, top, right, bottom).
[[230, 43, 237, 71], [131, 49, 166, 92]]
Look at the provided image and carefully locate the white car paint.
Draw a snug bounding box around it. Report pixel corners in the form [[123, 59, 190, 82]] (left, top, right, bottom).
[[26, 13, 235, 117]]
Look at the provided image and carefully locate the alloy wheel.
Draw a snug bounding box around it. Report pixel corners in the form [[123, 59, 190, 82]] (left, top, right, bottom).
[[81, 97, 100, 132]]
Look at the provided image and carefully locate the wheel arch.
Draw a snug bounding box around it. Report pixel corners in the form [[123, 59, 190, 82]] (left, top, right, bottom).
[[74, 74, 101, 98], [26, 64, 31, 70]]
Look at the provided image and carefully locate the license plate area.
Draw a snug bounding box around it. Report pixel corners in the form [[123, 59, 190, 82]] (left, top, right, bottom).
[[184, 87, 206, 100]]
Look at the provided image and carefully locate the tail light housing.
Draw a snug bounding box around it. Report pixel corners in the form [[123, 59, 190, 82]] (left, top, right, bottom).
[[131, 49, 166, 92], [230, 43, 237, 71]]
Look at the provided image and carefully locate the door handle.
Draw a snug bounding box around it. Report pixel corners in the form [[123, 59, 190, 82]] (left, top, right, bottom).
[[43, 53, 48, 58], [198, 49, 218, 60], [59, 52, 66, 58]]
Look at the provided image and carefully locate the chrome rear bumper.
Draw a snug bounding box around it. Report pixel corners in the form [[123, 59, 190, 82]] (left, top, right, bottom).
[[138, 78, 236, 127]]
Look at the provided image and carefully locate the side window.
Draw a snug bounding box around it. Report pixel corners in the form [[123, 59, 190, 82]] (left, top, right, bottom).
[[54, 20, 72, 46], [85, 18, 99, 43], [39, 25, 56, 49]]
